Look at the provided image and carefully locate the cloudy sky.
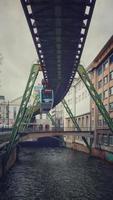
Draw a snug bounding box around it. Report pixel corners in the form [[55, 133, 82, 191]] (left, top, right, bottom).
[[0, 0, 113, 101]]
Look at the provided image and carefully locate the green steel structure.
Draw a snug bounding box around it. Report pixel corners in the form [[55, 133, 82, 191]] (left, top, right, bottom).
[[47, 112, 56, 127], [62, 99, 92, 153], [4, 64, 40, 163], [77, 64, 113, 133], [19, 95, 40, 132], [3, 63, 113, 166]]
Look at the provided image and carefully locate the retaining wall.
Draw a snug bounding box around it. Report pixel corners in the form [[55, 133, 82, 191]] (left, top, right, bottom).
[[66, 142, 113, 164]]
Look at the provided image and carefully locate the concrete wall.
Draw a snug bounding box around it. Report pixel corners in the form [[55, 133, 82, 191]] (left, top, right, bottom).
[[65, 140, 113, 164]]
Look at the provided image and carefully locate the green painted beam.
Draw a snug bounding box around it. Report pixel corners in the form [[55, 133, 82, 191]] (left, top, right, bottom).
[[47, 112, 56, 127], [77, 64, 113, 133], [62, 99, 92, 153], [4, 64, 40, 163], [19, 96, 40, 132]]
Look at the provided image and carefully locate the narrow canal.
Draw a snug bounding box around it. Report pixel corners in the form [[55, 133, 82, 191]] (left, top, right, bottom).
[[0, 147, 113, 200]]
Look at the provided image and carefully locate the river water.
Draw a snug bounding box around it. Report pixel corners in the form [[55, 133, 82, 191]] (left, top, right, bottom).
[[0, 147, 113, 200]]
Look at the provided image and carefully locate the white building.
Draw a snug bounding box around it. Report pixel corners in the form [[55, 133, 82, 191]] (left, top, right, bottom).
[[0, 95, 7, 127], [75, 78, 91, 130], [9, 96, 52, 130], [9, 97, 22, 126], [50, 102, 64, 129], [63, 73, 91, 145], [64, 82, 76, 130]]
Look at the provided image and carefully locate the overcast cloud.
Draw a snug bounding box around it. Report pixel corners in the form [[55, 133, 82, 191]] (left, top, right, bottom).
[[0, 0, 113, 100]]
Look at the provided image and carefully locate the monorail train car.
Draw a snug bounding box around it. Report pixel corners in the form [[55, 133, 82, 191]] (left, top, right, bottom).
[[40, 88, 54, 113]]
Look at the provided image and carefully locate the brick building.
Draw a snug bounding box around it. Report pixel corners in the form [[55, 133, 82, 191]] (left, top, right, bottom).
[[89, 35, 113, 148]]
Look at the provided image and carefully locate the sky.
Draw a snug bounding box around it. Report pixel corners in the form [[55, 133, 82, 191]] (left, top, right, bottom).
[[0, 0, 113, 101]]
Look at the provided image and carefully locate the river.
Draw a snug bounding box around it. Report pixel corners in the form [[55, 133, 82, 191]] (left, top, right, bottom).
[[0, 147, 113, 200]]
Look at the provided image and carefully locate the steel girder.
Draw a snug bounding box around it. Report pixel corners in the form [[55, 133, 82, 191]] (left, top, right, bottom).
[[20, 0, 96, 107], [47, 112, 56, 127], [77, 64, 113, 133], [4, 64, 40, 164], [62, 99, 92, 153]]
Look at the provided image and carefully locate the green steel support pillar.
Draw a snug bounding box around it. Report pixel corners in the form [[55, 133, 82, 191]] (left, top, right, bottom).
[[47, 112, 56, 127], [77, 64, 113, 133], [19, 96, 40, 132], [4, 63, 40, 164], [62, 99, 92, 153]]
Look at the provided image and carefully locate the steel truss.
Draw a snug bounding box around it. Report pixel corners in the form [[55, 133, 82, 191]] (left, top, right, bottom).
[[62, 99, 92, 153], [47, 112, 56, 127], [19, 96, 40, 132], [77, 64, 113, 133], [3, 64, 40, 165]]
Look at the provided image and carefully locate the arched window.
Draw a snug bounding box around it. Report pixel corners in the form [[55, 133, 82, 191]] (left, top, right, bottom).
[[45, 124, 49, 130], [39, 124, 43, 131]]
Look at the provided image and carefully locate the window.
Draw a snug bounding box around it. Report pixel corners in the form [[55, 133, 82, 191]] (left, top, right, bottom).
[[103, 59, 109, 70], [13, 107, 17, 119], [110, 71, 113, 80], [109, 102, 113, 111], [103, 90, 108, 99], [45, 124, 50, 131], [98, 119, 102, 126], [103, 75, 108, 85], [86, 116, 89, 128], [102, 135, 109, 146], [109, 136, 113, 146], [103, 119, 107, 126], [98, 80, 102, 89], [39, 124, 43, 131], [109, 87, 113, 96], [82, 117, 84, 127], [110, 54, 113, 64], [97, 66, 102, 76], [78, 118, 81, 126]]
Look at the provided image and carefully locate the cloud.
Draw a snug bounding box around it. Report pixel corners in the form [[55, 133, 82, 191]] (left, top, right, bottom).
[[0, 0, 113, 100], [81, 0, 113, 66]]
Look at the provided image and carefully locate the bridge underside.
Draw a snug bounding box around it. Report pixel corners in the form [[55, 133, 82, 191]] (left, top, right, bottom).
[[21, 0, 96, 107]]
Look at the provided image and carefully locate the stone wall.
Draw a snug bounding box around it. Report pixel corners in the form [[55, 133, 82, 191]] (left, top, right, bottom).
[[66, 141, 113, 164]]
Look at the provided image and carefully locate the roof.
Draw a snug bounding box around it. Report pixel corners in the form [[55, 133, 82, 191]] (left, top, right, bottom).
[[89, 35, 113, 71], [21, 0, 96, 107]]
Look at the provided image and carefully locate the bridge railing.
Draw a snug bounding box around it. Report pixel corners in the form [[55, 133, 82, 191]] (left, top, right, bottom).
[[20, 126, 93, 133]]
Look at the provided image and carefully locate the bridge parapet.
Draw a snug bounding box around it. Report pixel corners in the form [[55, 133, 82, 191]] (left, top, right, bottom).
[[20, 129, 94, 142]]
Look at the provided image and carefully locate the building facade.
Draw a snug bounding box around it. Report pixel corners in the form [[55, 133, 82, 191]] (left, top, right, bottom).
[[0, 96, 7, 127], [89, 35, 113, 150], [75, 78, 91, 131], [63, 35, 113, 154], [63, 75, 91, 145], [8, 97, 22, 126]]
